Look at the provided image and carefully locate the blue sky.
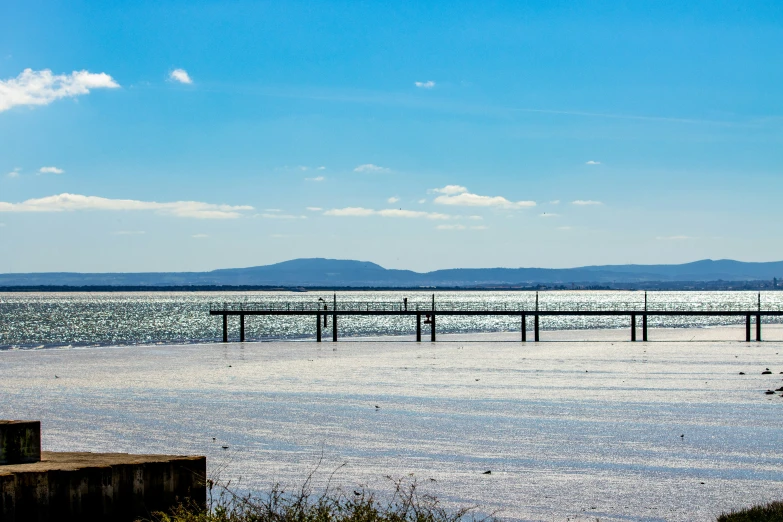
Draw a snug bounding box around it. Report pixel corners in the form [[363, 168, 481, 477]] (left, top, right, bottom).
[[1, 0, 781, 273]]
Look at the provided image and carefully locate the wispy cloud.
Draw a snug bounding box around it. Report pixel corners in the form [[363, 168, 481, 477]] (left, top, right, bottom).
[[549, 200, 560, 205], [418, 199, 426, 204], [354, 164, 390, 173], [0, 68, 119, 112], [558, 226, 573, 230], [656, 235, 691, 240], [113, 230, 145, 235], [305, 176, 325, 181], [6, 168, 20, 178], [414, 80, 436, 89], [585, 160, 601, 165], [571, 200, 603, 206], [306, 207, 322, 211], [324, 207, 451, 220], [539, 212, 559, 218], [0, 193, 253, 219], [432, 185, 535, 208], [39, 166, 64, 174], [317, 166, 326, 170], [192, 233, 209, 238], [169, 69, 192, 84], [387, 196, 399, 204]]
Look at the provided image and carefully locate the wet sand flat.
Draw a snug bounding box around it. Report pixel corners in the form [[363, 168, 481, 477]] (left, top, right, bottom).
[[1, 326, 782, 521]]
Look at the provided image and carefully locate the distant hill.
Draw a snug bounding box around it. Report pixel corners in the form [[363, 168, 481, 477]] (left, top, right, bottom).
[[1, 258, 783, 288]]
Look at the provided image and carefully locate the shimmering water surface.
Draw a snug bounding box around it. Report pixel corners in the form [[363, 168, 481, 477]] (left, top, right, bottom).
[[2, 291, 782, 521], [1, 330, 782, 521], [2, 290, 783, 349]]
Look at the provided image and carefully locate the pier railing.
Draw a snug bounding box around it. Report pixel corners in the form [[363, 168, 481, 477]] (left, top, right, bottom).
[[208, 293, 783, 344]]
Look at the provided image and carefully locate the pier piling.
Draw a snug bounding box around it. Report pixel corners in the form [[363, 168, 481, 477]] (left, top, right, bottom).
[[521, 313, 526, 342], [631, 314, 636, 342], [416, 314, 421, 342], [534, 315, 540, 342], [756, 314, 761, 341], [642, 314, 648, 341], [222, 314, 227, 343], [316, 314, 322, 342], [746, 315, 751, 342], [332, 314, 337, 342], [240, 314, 245, 342], [430, 315, 436, 342]]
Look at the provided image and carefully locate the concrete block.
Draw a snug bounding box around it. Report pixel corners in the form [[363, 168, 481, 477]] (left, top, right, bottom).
[[0, 421, 41, 465], [0, 452, 206, 522]]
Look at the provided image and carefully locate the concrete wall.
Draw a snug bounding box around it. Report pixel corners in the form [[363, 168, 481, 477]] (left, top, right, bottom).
[[0, 421, 41, 465], [1, 452, 206, 522]]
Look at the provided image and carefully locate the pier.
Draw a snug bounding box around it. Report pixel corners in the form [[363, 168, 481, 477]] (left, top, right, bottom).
[[210, 293, 783, 343]]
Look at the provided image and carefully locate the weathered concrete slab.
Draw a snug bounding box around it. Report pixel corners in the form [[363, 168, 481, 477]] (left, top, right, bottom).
[[0, 421, 41, 465], [0, 451, 206, 522]]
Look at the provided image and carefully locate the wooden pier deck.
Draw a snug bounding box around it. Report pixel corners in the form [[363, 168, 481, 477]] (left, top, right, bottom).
[[209, 294, 783, 343]]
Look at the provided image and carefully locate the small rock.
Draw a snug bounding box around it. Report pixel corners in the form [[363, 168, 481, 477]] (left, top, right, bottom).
[[765, 390, 775, 395], [221, 446, 229, 450], [777, 387, 783, 392], [482, 470, 491, 475], [739, 372, 745, 375], [762, 370, 772, 375], [375, 405, 380, 409]]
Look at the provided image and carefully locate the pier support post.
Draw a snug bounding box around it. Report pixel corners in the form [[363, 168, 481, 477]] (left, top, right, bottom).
[[631, 314, 636, 342], [240, 314, 245, 342], [746, 315, 751, 342], [316, 314, 322, 342], [521, 313, 526, 342], [332, 314, 337, 342], [430, 315, 436, 342], [534, 315, 540, 342], [416, 314, 421, 342], [756, 314, 761, 342], [222, 314, 228, 343], [642, 314, 647, 342]]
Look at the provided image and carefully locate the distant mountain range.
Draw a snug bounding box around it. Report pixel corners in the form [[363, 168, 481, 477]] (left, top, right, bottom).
[[2, 258, 783, 288]]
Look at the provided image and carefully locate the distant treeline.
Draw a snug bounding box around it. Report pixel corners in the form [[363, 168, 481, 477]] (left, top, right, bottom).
[[0, 280, 781, 292]]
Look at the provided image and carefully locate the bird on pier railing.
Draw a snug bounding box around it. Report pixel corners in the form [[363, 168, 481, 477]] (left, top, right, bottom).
[[423, 314, 432, 324]]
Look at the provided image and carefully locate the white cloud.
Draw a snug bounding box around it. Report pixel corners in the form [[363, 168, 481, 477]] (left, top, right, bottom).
[[6, 168, 20, 178], [169, 69, 193, 84], [418, 199, 426, 204], [324, 207, 451, 220], [0, 69, 119, 112], [468, 215, 483, 220], [434, 192, 535, 208], [387, 196, 400, 204], [0, 223, 5, 227], [317, 166, 326, 170], [571, 200, 603, 205], [0, 193, 253, 219], [264, 208, 281, 212], [306, 207, 322, 211], [113, 230, 145, 235], [305, 176, 325, 181], [558, 226, 573, 231], [431, 185, 535, 208], [656, 235, 691, 240], [259, 213, 306, 219], [432, 185, 468, 195], [585, 160, 601, 165], [539, 213, 559, 218], [192, 234, 209, 238], [415, 80, 436, 89], [549, 200, 560, 205], [354, 164, 390, 173], [39, 166, 64, 174]]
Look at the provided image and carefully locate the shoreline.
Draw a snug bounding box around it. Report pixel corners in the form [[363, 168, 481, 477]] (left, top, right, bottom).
[[4, 322, 783, 352]]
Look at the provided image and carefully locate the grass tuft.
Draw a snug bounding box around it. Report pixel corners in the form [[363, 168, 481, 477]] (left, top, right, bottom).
[[717, 501, 783, 522], [144, 476, 496, 522]]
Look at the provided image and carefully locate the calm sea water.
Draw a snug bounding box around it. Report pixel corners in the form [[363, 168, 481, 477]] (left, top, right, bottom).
[[2, 290, 783, 350]]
